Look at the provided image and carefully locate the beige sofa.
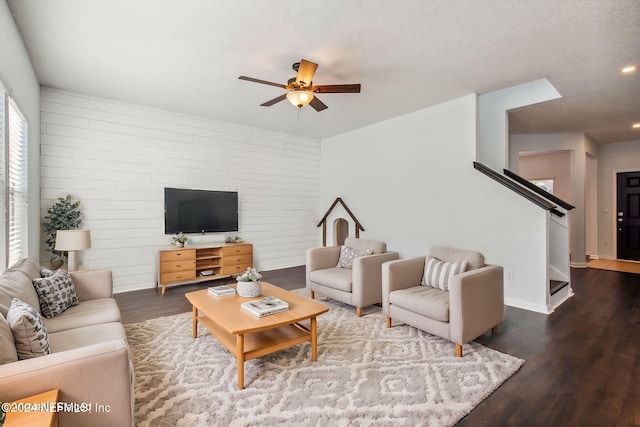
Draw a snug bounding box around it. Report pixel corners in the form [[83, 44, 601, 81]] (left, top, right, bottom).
[[306, 237, 399, 316], [0, 258, 133, 427], [382, 247, 504, 357]]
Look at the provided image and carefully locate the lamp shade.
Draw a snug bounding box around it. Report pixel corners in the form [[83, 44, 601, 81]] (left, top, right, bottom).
[[286, 91, 314, 107], [54, 230, 92, 251]]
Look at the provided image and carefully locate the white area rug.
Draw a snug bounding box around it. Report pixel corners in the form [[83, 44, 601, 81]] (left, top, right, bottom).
[[126, 290, 523, 426]]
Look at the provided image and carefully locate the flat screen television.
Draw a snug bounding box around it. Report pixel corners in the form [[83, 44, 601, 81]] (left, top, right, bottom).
[[164, 187, 238, 234]]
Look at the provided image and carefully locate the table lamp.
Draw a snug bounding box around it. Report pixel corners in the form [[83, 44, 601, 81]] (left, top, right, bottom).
[[55, 230, 91, 271]]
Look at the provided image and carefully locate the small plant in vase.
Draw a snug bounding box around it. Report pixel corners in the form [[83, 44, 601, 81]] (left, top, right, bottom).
[[171, 233, 189, 247], [236, 267, 262, 297]]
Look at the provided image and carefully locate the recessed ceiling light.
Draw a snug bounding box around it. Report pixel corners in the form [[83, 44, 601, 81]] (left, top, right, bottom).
[[633, 123, 640, 129], [622, 65, 637, 73]]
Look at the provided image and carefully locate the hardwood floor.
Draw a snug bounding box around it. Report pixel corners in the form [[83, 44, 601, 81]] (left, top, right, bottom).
[[114, 266, 640, 426], [114, 266, 305, 324], [587, 258, 640, 274]]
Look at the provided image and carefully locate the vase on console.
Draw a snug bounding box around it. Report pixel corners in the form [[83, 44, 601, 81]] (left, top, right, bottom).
[[236, 267, 263, 297]]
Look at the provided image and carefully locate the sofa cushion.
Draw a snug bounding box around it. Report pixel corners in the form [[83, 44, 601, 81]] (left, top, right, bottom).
[[389, 286, 450, 322], [32, 271, 80, 319], [429, 247, 485, 270], [0, 270, 42, 317], [6, 258, 42, 281], [336, 246, 371, 269], [44, 298, 122, 333], [49, 322, 128, 353], [310, 268, 353, 292], [422, 257, 468, 291], [0, 311, 18, 364], [7, 298, 51, 359]]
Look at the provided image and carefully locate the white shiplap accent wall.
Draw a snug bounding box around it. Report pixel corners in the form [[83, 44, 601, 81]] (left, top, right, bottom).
[[40, 88, 320, 292]]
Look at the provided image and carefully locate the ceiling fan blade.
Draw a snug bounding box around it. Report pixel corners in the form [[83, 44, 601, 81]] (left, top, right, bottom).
[[309, 96, 328, 112], [296, 59, 318, 87], [260, 94, 287, 107], [239, 76, 286, 88], [312, 84, 361, 94]]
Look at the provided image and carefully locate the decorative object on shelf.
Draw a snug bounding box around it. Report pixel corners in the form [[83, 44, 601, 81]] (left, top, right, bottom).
[[236, 267, 262, 297], [171, 233, 189, 247], [54, 229, 91, 272], [43, 195, 82, 265], [224, 235, 242, 244]]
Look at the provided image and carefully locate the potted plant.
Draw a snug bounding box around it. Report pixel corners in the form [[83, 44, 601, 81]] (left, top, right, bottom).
[[171, 233, 189, 247], [236, 267, 262, 297], [42, 195, 82, 266]]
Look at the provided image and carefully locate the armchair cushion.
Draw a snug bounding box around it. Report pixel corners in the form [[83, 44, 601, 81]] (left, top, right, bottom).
[[429, 247, 484, 270], [422, 257, 468, 291], [344, 237, 387, 254], [309, 268, 353, 292], [389, 285, 450, 322], [336, 246, 372, 269]]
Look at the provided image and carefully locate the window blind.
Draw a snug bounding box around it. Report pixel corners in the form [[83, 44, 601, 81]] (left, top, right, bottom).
[[0, 84, 5, 267], [7, 98, 28, 267]]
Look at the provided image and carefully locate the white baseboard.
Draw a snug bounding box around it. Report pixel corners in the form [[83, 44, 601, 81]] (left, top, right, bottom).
[[550, 287, 574, 311], [113, 282, 157, 294], [570, 261, 588, 268], [504, 297, 552, 315]]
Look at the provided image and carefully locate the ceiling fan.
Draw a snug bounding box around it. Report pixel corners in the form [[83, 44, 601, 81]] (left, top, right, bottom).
[[238, 59, 361, 112]]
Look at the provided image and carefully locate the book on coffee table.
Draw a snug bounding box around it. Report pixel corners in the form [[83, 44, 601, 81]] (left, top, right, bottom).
[[241, 296, 289, 317], [208, 285, 236, 296]]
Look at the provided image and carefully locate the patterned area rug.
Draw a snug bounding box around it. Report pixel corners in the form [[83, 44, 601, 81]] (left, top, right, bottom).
[[126, 290, 524, 426]]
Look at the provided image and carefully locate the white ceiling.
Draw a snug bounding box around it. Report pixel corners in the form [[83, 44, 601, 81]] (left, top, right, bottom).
[[7, 0, 640, 143]]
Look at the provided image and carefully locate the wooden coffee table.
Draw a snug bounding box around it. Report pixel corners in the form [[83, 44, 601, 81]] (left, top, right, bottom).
[[185, 282, 329, 389]]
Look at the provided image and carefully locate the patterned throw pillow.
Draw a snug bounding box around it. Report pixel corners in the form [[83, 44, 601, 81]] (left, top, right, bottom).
[[336, 246, 372, 269], [421, 257, 468, 291], [40, 267, 58, 278], [6, 298, 51, 359], [32, 271, 80, 319]]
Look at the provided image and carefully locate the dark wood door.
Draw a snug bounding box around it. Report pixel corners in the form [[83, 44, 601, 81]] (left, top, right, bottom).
[[617, 171, 640, 261]]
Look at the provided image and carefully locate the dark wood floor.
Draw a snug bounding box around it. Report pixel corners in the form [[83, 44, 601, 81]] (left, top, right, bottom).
[[114, 266, 640, 426]]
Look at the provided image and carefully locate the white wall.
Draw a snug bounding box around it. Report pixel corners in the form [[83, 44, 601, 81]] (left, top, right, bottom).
[[40, 89, 320, 292], [596, 139, 640, 259], [0, 1, 41, 267], [477, 79, 560, 171], [510, 134, 592, 267], [519, 151, 572, 202], [322, 94, 550, 313]]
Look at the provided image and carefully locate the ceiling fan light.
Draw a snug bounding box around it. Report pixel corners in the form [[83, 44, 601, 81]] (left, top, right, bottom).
[[286, 91, 314, 107]]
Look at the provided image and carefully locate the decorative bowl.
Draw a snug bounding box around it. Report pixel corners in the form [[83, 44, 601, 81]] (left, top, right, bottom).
[[237, 281, 262, 298]]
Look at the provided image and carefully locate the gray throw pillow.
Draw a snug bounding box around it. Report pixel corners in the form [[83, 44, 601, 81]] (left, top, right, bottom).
[[32, 271, 80, 319], [336, 246, 372, 269], [40, 266, 58, 278], [7, 298, 50, 359]]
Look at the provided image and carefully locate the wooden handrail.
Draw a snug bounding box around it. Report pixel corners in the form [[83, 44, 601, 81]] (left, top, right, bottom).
[[317, 197, 365, 246], [503, 169, 575, 211], [473, 162, 562, 214]]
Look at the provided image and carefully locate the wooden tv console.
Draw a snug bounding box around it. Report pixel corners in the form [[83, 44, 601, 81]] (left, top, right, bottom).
[[157, 243, 253, 294]]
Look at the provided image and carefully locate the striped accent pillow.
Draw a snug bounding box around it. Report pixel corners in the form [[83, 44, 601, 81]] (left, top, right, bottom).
[[421, 257, 468, 291]]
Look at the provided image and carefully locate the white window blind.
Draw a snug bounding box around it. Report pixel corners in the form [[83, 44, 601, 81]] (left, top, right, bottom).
[[7, 97, 28, 267], [0, 84, 5, 267]]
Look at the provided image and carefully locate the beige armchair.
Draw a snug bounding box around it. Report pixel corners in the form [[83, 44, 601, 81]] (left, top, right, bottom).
[[382, 247, 504, 357], [306, 237, 399, 316]]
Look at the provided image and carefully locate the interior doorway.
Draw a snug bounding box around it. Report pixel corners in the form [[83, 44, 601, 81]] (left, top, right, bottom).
[[333, 218, 349, 246], [617, 171, 640, 261]]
